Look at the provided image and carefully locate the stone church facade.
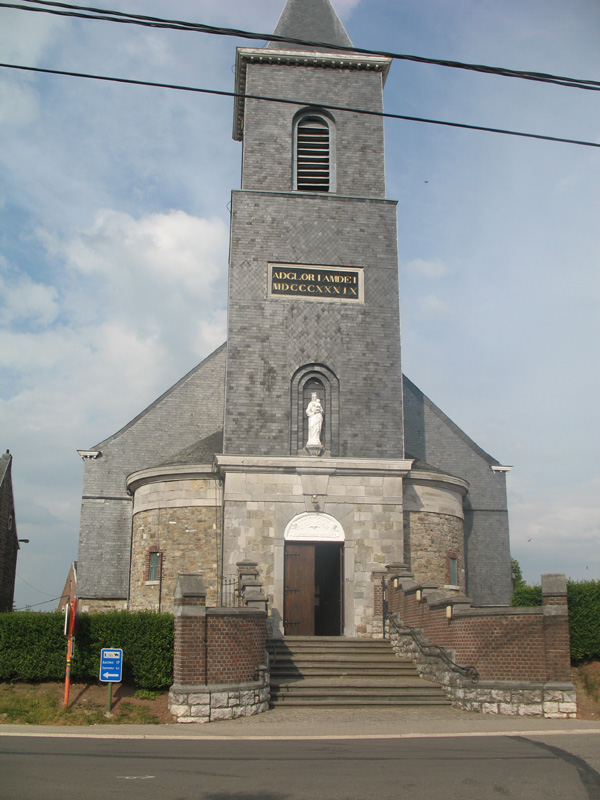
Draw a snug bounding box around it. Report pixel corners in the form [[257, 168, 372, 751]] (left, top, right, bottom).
[[76, 0, 512, 636]]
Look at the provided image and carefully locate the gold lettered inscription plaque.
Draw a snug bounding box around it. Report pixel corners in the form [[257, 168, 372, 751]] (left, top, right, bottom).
[[269, 264, 364, 302]]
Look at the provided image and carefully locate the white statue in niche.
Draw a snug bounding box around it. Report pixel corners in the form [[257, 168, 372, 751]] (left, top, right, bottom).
[[306, 392, 324, 448]]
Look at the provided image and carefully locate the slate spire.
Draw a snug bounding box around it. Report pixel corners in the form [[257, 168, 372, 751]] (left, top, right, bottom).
[[268, 0, 354, 51]]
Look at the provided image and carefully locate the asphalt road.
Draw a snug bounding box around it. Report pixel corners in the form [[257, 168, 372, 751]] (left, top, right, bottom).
[[2, 734, 600, 800]]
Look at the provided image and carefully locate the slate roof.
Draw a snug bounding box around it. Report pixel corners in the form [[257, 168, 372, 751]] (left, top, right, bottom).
[[268, 0, 353, 51], [405, 453, 455, 477], [0, 451, 11, 488], [158, 430, 224, 467]]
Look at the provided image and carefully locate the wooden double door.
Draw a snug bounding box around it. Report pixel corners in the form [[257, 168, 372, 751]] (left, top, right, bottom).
[[284, 542, 343, 636]]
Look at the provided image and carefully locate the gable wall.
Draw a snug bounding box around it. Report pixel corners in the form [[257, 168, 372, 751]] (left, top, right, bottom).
[[0, 456, 18, 612], [403, 378, 512, 605], [77, 345, 227, 600]]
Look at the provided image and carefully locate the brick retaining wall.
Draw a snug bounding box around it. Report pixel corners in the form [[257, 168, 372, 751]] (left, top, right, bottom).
[[384, 568, 576, 717]]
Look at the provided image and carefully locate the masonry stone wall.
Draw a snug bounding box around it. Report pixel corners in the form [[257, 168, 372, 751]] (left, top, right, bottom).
[[130, 504, 222, 613], [219, 461, 407, 638], [79, 598, 128, 613], [404, 512, 466, 592]]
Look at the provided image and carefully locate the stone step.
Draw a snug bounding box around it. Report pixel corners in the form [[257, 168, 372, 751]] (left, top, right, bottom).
[[271, 661, 417, 672], [272, 685, 445, 697], [270, 697, 451, 707], [271, 677, 433, 689], [267, 637, 449, 708], [271, 652, 412, 667]]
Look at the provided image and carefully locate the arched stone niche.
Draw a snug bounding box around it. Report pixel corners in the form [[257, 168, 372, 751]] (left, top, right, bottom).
[[284, 512, 345, 542]]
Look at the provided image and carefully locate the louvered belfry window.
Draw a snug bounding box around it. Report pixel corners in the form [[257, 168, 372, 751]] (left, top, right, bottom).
[[297, 117, 330, 192]]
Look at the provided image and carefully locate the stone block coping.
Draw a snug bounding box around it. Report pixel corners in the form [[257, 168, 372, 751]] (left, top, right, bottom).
[[215, 455, 413, 477]]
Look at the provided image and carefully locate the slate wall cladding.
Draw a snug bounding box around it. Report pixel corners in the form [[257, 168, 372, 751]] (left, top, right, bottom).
[[225, 192, 403, 458], [77, 345, 227, 600], [241, 63, 386, 198], [403, 377, 512, 606]]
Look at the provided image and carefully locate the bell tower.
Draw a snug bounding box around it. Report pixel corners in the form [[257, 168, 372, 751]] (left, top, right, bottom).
[[223, 0, 404, 459], [217, 0, 412, 638]]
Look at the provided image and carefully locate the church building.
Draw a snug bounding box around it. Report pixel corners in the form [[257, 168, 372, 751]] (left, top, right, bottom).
[[76, 0, 512, 637]]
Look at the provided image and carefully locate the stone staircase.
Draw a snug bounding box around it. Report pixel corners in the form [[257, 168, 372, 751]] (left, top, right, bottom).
[[267, 636, 450, 708]]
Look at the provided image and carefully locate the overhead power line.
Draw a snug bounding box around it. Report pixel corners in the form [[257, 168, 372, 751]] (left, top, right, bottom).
[[14, 596, 66, 610], [4, 0, 600, 92], [2, 61, 599, 150]]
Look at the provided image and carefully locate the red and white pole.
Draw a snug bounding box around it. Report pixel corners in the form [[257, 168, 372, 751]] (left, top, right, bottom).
[[63, 599, 78, 708]]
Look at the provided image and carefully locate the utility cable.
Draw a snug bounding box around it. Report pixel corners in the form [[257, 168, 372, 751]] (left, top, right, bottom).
[[15, 571, 58, 596], [3, 0, 600, 91], [1, 61, 599, 149], [14, 596, 66, 610]]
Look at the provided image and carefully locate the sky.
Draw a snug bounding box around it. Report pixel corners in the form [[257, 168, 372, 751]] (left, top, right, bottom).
[[1, 0, 598, 611]]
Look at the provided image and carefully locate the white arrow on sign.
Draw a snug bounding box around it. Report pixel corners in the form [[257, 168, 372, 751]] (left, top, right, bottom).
[[102, 672, 120, 679]]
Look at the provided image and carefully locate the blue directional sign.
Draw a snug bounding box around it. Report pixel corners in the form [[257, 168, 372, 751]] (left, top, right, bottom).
[[99, 648, 123, 683]]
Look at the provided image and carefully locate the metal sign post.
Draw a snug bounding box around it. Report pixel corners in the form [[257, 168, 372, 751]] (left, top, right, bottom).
[[99, 648, 123, 714], [63, 599, 78, 708]]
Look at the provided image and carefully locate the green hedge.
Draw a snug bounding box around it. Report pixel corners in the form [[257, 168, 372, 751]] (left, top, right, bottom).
[[566, 581, 600, 662], [511, 585, 542, 607], [512, 580, 600, 662], [0, 611, 173, 689]]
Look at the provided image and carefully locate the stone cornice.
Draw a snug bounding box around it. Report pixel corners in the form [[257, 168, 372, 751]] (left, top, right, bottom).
[[215, 454, 413, 477], [404, 469, 469, 496], [126, 463, 218, 493], [233, 47, 392, 141]]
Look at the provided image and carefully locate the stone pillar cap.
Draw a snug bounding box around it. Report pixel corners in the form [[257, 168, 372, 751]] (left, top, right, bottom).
[[174, 574, 206, 599], [541, 574, 567, 595]]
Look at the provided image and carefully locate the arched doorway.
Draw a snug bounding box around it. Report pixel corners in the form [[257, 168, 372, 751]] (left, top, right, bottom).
[[283, 513, 344, 636]]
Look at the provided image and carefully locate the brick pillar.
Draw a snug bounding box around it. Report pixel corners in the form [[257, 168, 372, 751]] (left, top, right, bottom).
[[372, 569, 386, 616], [173, 574, 207, 686], [541, 573, 571, 682], [371, 569, 387, 639]]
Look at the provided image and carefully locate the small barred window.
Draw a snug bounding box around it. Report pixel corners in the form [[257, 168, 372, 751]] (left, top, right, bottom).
[[449, 557, 458, 586], [148, 551, 161, 582]]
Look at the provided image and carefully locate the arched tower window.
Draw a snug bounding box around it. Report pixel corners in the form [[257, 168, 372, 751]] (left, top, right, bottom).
[[294, 110, 335, 193], [291, 364, 340, 455]]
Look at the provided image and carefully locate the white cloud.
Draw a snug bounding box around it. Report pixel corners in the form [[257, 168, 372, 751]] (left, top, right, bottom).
[[333, 0, 363, 16], [44, 208, 227, 291], [0, 79, 40, 129], [0, 273, 59, 328], [195, 309, 228, 355], [0, 8, 65, 64], [406, 258, 450, 279], [417, 293, 452, 318], [509, 475, 600, 583]]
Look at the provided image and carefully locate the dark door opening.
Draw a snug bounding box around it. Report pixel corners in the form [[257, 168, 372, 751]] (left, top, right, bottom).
[[314, 543, 343, 636], [284, 542, 343, 636]]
